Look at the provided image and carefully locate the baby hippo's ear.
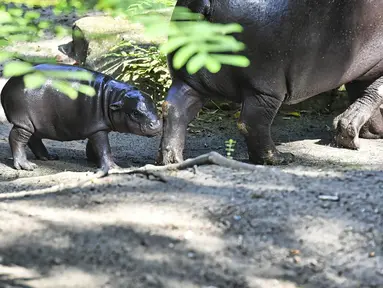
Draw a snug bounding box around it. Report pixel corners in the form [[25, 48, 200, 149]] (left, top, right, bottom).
[[109, 100, 124, 111]]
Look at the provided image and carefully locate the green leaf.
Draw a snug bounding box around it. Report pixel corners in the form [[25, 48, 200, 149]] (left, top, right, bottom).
[[8, 8, 23, 17], [205, 55, 222, 73], [24, 11, 40, 20], [23, 72, 47, 89], [171, 6, 204, 21], [185, 53, 207, 75], [0, 38, 8, 47], [159, 36, 190, 55], [42, 70, 95, 81], [77, 84, 96, 97], [55, 25, 70, 37], [211, 54, 250, 67], [3, 61, 34, 77], [286, 111, 301, 118], [0, 11, 12, 24], [215, 23, 244, 35], [172, 44, 198, 69], [7, 33, 33, 42], [38, 21, 51, 29], [0, 52, 12, 63], [52, 80, 78, 100]]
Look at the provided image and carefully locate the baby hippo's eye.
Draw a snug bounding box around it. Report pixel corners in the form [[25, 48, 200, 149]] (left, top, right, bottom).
[[132, 110, 140, 117]]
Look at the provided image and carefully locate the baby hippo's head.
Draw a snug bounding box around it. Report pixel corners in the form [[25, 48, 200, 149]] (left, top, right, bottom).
[[109, 88, 162, 137]]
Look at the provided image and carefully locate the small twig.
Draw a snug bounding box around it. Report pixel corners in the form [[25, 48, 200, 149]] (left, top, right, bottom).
[[0, 175, 97, 200]]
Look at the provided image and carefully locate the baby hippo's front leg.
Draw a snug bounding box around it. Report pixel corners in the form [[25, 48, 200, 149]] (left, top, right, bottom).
[[88, 131, 119, 176]]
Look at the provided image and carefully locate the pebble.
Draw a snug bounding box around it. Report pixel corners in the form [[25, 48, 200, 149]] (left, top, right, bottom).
[[184, 230, 194, 240], [233, 215, 241, 221], [318, 194, 340, 201], [293, 256, 301, 263], [52, 257, 62, 265]]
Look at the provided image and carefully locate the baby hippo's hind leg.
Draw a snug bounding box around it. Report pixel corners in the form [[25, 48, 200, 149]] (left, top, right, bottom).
[[28, 135, 59, 161], [9, 126, 37, 171]]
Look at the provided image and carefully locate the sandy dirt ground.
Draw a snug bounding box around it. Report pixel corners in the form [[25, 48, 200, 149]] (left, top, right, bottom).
[[0, 111, 382, 288], [0, 4, 383, 288]]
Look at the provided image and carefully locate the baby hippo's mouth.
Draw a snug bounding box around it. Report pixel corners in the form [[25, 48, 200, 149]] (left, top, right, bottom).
[[141, 119, 162, 137]]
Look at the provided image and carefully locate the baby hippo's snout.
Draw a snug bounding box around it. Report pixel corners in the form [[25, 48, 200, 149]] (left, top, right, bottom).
[[149, 119, 162, 132], [144, 117, 162, 137], [119, 89, 163, 137]]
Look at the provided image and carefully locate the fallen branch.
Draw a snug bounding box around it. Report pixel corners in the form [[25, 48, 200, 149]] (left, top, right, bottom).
[[0, 152, 260, 200], [107, 151, 260, 176]]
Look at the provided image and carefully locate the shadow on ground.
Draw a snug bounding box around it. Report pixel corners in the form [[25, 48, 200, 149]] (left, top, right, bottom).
[[0, 163, 382, 288]]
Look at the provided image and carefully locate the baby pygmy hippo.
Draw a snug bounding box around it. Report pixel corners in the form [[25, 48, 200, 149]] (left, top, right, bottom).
[[1, 63, 162, 174]]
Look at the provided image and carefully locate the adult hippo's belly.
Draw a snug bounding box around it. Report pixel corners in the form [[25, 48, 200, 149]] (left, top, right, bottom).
[[157, 0, 383, 165]]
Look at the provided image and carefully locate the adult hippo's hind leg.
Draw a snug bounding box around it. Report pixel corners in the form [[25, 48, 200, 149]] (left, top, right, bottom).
[[85, 140, 100, 165], [86, 140, 98, 164], [334, 78, 383, 149], [9, 126, 37, 170], [157, 79, 205, 165], [359, 108, 383, 139], [239, 91, 294, 165], [28, 135, 59, 161]]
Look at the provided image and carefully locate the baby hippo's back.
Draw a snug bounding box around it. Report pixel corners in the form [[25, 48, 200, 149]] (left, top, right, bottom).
[[1, 66, 110, 141]]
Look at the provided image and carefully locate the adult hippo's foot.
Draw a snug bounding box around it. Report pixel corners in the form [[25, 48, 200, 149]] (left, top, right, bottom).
[[359, 107, 383, 139], [334, 79, 383, 149], [9, 126, 37, 170], [88, 131, 120, 176], [28, 135, 59, 161], [156, 79, 205, 165], [238, 92, 294, 165]]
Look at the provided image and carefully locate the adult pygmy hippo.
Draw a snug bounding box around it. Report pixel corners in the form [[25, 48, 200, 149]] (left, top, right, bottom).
[[1, 64, 162, 174], [158, 0, 383, 165]]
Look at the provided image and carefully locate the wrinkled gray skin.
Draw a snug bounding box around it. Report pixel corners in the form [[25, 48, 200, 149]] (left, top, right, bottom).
[[1, 64, 162, 174], [158, 0, 383, 165]]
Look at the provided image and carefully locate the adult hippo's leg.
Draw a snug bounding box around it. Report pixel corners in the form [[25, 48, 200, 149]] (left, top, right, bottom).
[[334, 78, 383, 149], [9, 126, 37, 170], [85, 140, 98, 164], [239, 91, 294, 165], [359, 108, 383, 139], [28, 135, 59, 161], [88, 131, 119, 174], [157, 79, 205, 165], [345, 81, 383, 140]]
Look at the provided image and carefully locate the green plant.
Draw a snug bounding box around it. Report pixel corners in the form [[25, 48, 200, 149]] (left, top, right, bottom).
[[140, 6, 250, 74], [225, 139, 237, 159], [104, 41, 171, 105]]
